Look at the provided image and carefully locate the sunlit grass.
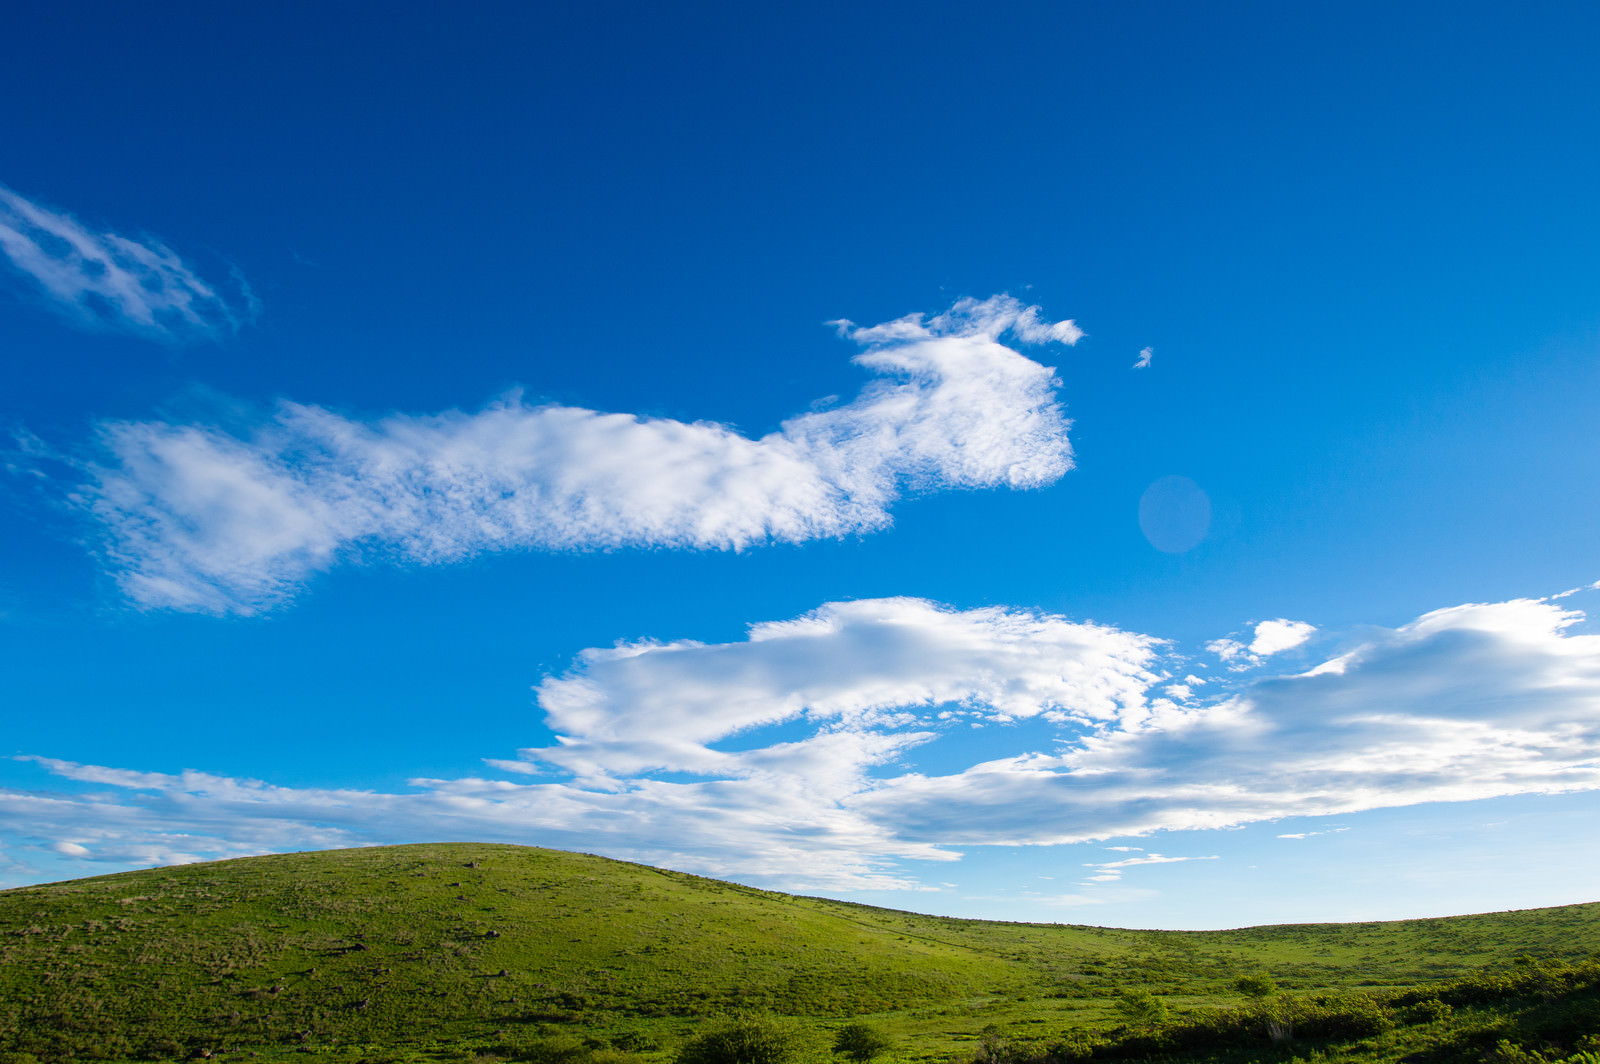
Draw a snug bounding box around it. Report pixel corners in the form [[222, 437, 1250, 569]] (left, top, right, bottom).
[[1, 843, 1595, 1063]]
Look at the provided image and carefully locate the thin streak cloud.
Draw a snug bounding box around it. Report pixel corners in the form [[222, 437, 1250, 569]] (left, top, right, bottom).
[[0, 184, 247, 342]]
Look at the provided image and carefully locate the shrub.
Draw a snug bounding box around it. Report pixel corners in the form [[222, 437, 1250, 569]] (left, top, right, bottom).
[[1233, 973, 1278, 999], [1404, 998, 1454, 1024], [608, 1033, 659, 1053], [1114, 988, 1168, 1027], [1488, 1040, 1550, 1063], [1271, 993, 1391, 1042], [677, 1012, 809, 1064], [972, 1025, 1011, 1064], [1042, 1031, 1101, 1062], [507, 1035, 596, 1064], [831, 1023, 892, 1064]]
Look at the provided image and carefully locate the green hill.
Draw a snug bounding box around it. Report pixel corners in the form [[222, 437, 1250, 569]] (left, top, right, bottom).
[[1, 843, 1596, 1063]]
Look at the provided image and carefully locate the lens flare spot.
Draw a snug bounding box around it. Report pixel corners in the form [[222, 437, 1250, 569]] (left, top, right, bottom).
[[1139, 475, 1211, 553]]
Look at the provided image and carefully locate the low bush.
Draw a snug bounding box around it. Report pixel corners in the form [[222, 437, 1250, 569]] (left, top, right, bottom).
[[1232, 973, 1277, 999], [677, 1012, 812, 1064], [831, 1022, 892, 1064], [1112, 988, 1167, 1027]]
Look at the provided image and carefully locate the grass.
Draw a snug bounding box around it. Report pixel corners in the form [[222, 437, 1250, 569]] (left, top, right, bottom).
[[0, 843, 1596, 1063]]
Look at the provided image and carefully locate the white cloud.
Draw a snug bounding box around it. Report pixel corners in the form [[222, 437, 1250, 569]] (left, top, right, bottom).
[[2, 754, 941, 891], [1207, 637, 1248, 662], [864, 597, 1600, 845], [6, 592, 1600, 893], [1207, 618, 1316, 668], [71, 295, 1078, 614], [1249, 619, 1316, 656], [0, 184, 246, 341], [1277, 828, 1348, 840], [1133, 346, 1153, 369], [3, 597, 1158, 889], [510, 597, 1162, 788], [1082, 853, 1217, 882], [831, 296, 1084, 347]]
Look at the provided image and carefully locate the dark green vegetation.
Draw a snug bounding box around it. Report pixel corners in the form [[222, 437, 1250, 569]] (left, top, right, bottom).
[[0, 844, 1596, 1063], [833, 1022, 894, 1064], [679, 1013, 810, 1064]]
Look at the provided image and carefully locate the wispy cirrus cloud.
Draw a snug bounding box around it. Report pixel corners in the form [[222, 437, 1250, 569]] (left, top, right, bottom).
[[6, 590, 1600, 893], [1083, 853, 1218, 883], [0, 184, 249, 342], [67, 295, 1079, 614]]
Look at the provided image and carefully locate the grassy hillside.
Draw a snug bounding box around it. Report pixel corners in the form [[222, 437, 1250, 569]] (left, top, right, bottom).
[[0, 843, 1596, 1063]]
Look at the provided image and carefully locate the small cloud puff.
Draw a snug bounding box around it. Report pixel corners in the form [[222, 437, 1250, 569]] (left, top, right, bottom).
[[1249, 619, 1316, 656], [1133, 347, 1153, 369], [1208, 618, 1316, 668]]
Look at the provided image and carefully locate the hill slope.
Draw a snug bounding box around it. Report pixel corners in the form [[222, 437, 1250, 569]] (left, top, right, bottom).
[[2, 843, 1596, 1062]]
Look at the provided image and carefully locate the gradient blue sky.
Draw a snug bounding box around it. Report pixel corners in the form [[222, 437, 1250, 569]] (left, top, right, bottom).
[[3, 1, 1600, 929]]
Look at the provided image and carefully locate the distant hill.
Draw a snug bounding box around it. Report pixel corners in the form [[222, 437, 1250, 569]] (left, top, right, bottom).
[[1, 843, 1596, 1063]]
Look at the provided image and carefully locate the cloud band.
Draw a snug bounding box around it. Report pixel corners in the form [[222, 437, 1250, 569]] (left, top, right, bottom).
[[75, 295, 1078, 613], [5, 591, 1599, 891]]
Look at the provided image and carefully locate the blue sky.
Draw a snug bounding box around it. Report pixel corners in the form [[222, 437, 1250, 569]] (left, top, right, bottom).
[[3, 1, 1600, 929]]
